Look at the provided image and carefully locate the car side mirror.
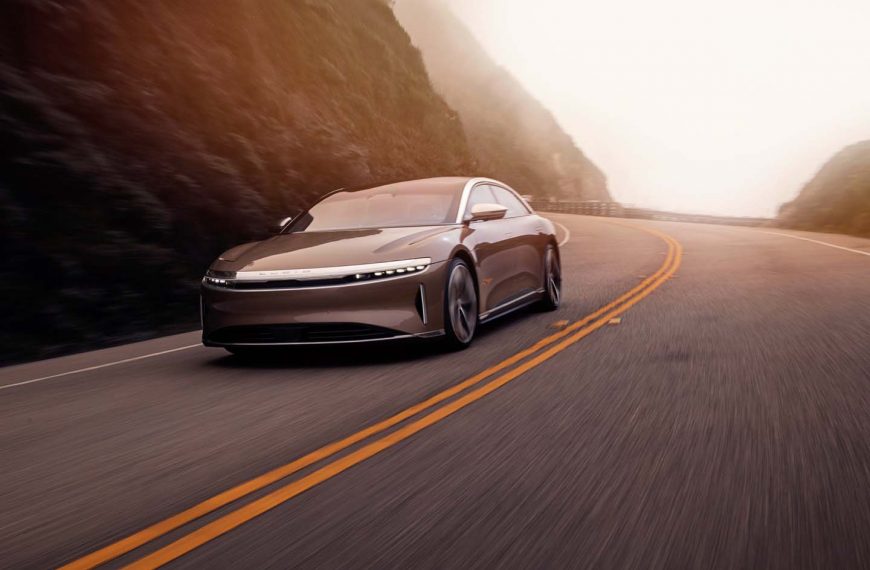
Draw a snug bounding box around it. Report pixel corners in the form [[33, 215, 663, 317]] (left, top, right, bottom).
[[271, 209, 302, 233], [468, 203, 508, 222]]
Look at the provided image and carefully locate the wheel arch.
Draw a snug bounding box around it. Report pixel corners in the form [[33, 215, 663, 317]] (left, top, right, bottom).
[[546, 237, 561, 263], [448, 246, 480, 310], [442, 245, 483, 317]]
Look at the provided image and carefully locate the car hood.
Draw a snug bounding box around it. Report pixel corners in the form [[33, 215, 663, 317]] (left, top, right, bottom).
[[212, 226, 458, 272]]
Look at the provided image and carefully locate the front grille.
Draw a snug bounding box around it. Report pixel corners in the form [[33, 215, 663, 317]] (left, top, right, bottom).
[[208, 323, 404, 344]]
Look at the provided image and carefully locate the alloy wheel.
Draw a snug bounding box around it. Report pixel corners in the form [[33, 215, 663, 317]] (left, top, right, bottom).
[[545, 247, 562, 307], [447, 263, 478, 344]]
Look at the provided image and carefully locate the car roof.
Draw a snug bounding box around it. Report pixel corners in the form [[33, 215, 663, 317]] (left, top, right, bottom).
[[336, 177, 474, 194]]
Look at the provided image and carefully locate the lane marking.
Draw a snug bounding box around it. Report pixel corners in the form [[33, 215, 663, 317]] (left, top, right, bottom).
[[0, 344, 202, 392], [759, 231, 870, 258], [125, 232, 683, 569], [62, 220, 677, 570], [553, 221, 571, 247]]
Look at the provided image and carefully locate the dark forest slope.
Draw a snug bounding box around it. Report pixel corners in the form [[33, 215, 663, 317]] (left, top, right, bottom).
[[0, 0, 475, 362], [394, 0, 610, 201], [778, 141, 870, 237]]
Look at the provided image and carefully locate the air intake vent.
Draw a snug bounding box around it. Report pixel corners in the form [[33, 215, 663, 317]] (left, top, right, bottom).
[[208, 323, 403, 344], [415, 284, 428, 324]]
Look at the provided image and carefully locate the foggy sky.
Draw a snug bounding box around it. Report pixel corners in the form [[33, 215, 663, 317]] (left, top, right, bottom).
[[441, 0, 870, 217]]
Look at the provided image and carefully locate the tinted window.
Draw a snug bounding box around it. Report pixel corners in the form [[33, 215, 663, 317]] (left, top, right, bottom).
[[464, 184, 498, 217], [292, 181, 462, 232], [490, 185, 531, 218]]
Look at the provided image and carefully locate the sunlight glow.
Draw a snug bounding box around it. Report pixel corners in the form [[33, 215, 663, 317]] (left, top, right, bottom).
[[442, 0, 870, 216]]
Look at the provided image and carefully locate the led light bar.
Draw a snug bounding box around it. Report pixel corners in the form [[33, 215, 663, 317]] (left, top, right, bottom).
[[204, 258, 431, 285], [352, 262, 428, 281], [204, 270, 237, 286]]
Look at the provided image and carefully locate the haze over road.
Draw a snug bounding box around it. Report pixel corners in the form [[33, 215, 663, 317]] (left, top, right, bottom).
[[2, 215, 869, 569]]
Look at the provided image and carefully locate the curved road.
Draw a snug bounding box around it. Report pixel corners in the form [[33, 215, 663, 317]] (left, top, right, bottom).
[[2, 215, 870, 569]]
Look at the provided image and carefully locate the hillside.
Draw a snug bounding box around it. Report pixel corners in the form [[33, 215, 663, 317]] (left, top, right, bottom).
[[0, 0, 477, 363], [778, 141, 870, 237], [394, 0, 611, 202]]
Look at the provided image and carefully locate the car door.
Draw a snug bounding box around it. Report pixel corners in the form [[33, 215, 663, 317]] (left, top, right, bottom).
[[462, 183, 519, 313], [488, 184, 544, 297]]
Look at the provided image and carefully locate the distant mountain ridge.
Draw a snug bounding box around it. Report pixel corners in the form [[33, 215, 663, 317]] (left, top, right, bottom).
[[394, 0, 611, 202], [778, 141, 870, 237]]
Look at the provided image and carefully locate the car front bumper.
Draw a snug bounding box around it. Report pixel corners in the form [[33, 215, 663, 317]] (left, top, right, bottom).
[[201, 261, 448, 346]]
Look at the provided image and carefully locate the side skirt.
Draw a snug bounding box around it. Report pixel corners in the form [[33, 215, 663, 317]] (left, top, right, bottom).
[[479, 288, 545, 324]]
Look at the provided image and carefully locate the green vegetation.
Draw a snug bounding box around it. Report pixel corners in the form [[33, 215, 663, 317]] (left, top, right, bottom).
[[779, 141, 870, 237], [394, 0, 610, 202]]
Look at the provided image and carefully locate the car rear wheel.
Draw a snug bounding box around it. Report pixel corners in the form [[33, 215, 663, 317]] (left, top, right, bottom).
[[539, 245, 561, 311], [442, 258, 478, 350]]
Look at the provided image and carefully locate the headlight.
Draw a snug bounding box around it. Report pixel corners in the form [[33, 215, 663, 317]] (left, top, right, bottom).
[[201, 259, 431, 289], [353, 260, 430, 281], [203, 269, 236, 286], [232, 258, 432, 282]]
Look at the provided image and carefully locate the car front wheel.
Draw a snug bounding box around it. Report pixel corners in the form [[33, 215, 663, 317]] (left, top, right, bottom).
[[442, 258, 478, 350]]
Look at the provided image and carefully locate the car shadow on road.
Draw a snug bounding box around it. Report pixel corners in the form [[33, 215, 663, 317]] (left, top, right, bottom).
[[206, 339, 442, 370]]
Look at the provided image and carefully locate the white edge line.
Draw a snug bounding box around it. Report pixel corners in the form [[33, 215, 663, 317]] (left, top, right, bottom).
[[554, 221, 571, 247], [759, 231, 870, 258], [0, 344, 202, 391]]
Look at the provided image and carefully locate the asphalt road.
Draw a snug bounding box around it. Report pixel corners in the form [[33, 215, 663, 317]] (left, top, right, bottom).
[[2, 215, 870, 569]]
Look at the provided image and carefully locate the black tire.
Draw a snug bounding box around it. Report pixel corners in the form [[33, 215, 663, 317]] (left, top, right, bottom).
[[441, 258, 479, 350], [538, 244, 562, 311]]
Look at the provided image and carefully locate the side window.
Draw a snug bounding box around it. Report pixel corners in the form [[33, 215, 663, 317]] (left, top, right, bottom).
[[490, 185, 531, 218], [464, 184, 497, 218]]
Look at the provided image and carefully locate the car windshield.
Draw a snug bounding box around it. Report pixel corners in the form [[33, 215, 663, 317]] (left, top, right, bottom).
[[290, 181, 462, 232]]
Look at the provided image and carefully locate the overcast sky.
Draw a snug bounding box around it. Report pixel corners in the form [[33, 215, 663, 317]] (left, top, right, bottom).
[[441, 0, 870, 216]]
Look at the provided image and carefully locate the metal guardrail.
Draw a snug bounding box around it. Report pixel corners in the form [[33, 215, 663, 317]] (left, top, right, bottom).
[[529, 200, 770, 228], [529, 200, 624, 217]]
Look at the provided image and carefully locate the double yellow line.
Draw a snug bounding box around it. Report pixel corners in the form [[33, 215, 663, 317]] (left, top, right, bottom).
[[62, 222, 682, 570]]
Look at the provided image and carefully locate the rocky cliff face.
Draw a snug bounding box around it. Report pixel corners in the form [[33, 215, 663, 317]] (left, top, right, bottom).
[[394, 0, 611, 201], [778, 141, 870, 237], [0, 0, 614, 363], [0, 0, 474, 362]]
